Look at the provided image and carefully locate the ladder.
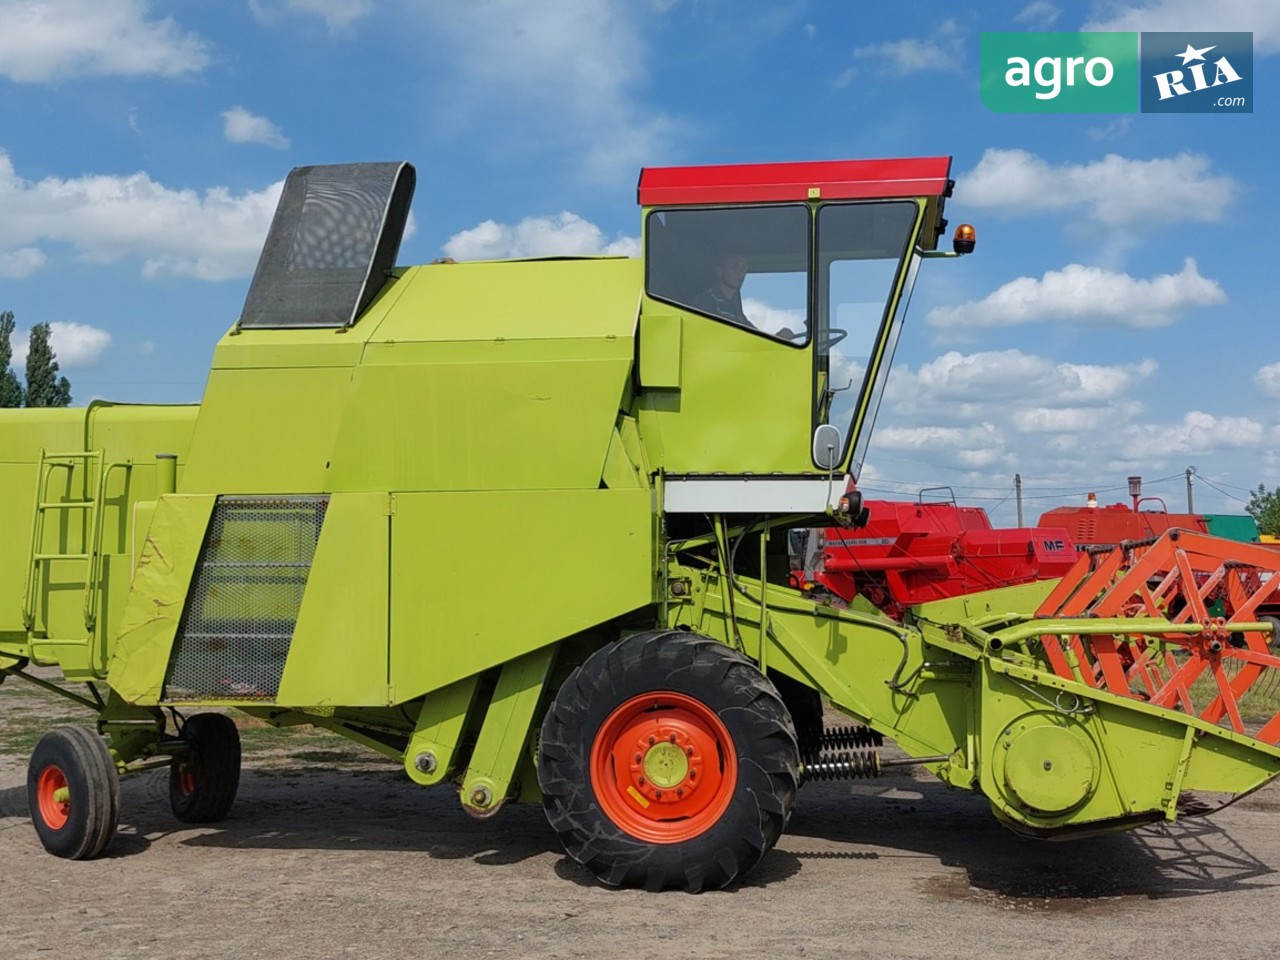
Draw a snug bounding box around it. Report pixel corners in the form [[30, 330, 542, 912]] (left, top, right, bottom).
[[22, 449, 107, 640]]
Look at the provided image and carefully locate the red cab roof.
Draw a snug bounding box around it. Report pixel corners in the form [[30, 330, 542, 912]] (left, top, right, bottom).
[[638, 156, 953, 206]]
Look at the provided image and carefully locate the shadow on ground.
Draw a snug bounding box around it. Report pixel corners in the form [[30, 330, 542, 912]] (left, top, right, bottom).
[[4, 756, 1275, 901], [786, 772, 1277, 906]]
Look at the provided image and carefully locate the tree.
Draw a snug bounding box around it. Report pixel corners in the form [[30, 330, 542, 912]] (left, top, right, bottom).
[[24, 322, 72, 408], [1246, 483, 1280, 538], [0, 311, 25, 407]]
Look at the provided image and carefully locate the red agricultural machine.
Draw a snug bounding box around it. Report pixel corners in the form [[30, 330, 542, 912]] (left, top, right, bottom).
[[794, 490, 1077, 618], [1037, 474, 1271, 549]]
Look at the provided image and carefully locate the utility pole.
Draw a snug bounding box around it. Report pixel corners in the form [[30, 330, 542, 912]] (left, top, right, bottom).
[[1186, 466, 1196, 513], [1015, 473, 1024, 526]]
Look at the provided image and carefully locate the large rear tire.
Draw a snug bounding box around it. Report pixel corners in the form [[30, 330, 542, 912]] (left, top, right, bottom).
[[169, 713, 241, 823], [538, 630, 798, 892], [27, 725, 120, 860]]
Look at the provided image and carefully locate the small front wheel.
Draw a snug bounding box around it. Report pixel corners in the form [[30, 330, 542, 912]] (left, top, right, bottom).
[[27, 726, 121, 860], [170, 713, 241, 823], [539, 630, 799, 891]]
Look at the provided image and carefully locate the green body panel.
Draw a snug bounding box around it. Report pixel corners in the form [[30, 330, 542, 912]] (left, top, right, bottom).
[[369, 259, 640, 342], [328, 346, 631, 490], [638, 313, 682, 388], [106, 494, 216, 703], [182, 366, 353, 494], [635, 304, 816, 475], [0, 403, 197, 678], [388, 488, 653, 702], [275, 492, 390, 706]]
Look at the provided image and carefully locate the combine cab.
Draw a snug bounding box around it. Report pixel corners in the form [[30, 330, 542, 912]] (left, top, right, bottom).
[[3, 157, 1280, 892]]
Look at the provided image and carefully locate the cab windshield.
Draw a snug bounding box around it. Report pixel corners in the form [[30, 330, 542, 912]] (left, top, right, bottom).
[[816, 201, 921, 474]]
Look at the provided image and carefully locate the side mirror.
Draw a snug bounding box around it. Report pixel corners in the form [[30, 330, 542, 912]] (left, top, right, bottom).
[[812, 424, 842, 470]]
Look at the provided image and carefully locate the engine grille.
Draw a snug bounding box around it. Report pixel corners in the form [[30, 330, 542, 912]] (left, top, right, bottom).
[[165, 496, 328, 702]]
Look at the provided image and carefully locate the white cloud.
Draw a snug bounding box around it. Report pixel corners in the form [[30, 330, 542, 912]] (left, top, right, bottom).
[[874, 422, 1009, 468], [927, 258, 1225, 330], [0, 248, 48, 279], [910, 350, 1156, 403], [877, 352, 1158, 468], [10, 321, 111, 369], [1085, 0, 1280, 54], [0, 152, 282, 281], [443, 212, 637, 261], [1015, 1, 1060, 26], [833, 66, 858, 89], [1011, 402, 1146, 433], [0, 0, 209, 83], [1109, 412, 1266, 464], [959, 149, 1236, 227], [416, 0, 685, 181], [1257, 363, 1280, 397], [1087, 117, 1132, 141], [248, 0, 374, 33], [853, 20, 964, 76], [222, 107, 291, 150], [862, 346, 1272, 521]]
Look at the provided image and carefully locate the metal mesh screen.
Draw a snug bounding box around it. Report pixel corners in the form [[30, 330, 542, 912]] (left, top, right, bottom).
[[237, 161, 415, 329], [165, 496, 329, 702]]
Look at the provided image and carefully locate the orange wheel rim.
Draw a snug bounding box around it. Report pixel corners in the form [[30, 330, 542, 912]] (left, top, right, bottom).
[[590, 691, 737, 843], [36, 765, 71, 830], [178, 768, 197, 796]]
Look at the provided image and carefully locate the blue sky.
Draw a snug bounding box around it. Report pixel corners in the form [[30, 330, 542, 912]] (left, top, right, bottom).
[[0, 0, 1276, 525]]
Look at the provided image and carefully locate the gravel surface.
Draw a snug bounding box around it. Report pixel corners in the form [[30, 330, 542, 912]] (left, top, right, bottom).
[[3, 679, 1280, 960]]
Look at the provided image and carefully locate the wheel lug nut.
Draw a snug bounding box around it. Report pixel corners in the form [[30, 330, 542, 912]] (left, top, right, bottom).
[[677, 788, 683, 797], [669, 734, 677, 743], [654, 790, 662, 799], [635, 754, 642, 763], [648, 736, 656, 745]]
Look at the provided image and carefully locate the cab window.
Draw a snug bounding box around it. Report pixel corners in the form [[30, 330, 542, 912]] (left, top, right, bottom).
[[645, 205, 810, 343]]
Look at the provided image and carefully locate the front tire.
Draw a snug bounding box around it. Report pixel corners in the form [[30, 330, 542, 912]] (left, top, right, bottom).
[[538, 630, 798, 892], [169, 713, 241, 823], [27, 726, 121, 860]]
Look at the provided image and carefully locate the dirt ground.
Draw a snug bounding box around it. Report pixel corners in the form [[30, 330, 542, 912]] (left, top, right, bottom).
[[4, 675, 1280, 960]]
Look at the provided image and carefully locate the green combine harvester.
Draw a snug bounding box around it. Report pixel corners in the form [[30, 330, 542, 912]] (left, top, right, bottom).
[[3, 158, 1280, 891]]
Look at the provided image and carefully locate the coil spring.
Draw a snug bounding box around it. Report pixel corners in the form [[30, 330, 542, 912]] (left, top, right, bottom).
[[800, 749, 881, 782], [818, 725, 883, 750]]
